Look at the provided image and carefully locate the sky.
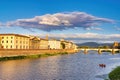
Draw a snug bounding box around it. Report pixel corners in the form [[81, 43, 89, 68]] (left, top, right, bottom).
[[0, 0, 120, 43]]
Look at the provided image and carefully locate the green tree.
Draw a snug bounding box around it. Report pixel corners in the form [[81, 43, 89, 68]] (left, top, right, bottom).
[[103, 45, 109, 49], [78, 46, 89, 49], [98, 46, 103, 49]]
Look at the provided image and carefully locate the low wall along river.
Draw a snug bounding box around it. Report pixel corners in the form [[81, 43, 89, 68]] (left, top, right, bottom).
[[0, 49, 76, 57]]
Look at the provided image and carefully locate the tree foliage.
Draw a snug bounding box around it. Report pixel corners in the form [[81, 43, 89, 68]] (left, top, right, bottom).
[[78, 46, 89, 49], [109, 66, 120, 80]]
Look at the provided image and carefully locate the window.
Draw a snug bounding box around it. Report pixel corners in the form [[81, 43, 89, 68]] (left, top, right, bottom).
[[6, 40, 8, 43], [2, 41, 4, 43], [11, 37, 13, 39], [11, 41, 12, 43], [2, 37, 4, 39], [6, 46, 8, 48], [11, 45, 12, 48], [20, 46, 22, 49], [16, 45, 18, 49], [6, 37, 8, 39], [23, 46, 25, 49]]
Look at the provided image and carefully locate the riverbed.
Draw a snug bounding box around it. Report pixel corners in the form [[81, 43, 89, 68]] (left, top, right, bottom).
[[0, 51, 120, 80]]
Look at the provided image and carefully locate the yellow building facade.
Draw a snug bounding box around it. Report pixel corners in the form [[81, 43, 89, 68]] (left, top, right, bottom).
[[60, 39, 74, 49], [113, 41, 119, 48], [29, 37, 40, 49], [0, 34, 76, 50], [39, 38, 48, 49], [0, 37, 2, 48], [29, 36, 48, 49], [0, 34, 29, 49]]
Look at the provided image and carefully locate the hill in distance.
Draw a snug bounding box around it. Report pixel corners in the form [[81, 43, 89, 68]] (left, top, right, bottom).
[[76, 42, 113, 47]]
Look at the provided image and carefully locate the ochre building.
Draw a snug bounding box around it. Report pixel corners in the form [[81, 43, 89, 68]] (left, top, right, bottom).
[[0, 34, 29, 49], [0, 34, 77, 50], [29, 36, 48, 49]]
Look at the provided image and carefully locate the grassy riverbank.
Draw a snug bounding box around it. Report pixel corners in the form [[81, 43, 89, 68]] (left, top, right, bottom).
[[0, 52, 68, 61], [109, 66, 120, 80]]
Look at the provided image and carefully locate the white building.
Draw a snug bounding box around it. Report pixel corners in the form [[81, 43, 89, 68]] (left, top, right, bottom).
[[48, 39, 61, 49]]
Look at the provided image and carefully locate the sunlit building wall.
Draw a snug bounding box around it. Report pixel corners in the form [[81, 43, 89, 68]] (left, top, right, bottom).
[[48, 39, 61, 49], [0, 34, 29, 49], [40, 38, 48, 49]]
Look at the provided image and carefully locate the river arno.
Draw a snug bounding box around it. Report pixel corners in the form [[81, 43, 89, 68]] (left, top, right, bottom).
[[0, 51, 120, 80]]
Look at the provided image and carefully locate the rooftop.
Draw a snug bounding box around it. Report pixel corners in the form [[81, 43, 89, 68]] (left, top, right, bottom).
[[0, 33, 30, 38]]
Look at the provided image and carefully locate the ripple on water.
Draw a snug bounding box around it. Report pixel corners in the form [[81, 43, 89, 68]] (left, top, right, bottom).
[[0, 52, 120, 80], [95, 74, 109, 80]]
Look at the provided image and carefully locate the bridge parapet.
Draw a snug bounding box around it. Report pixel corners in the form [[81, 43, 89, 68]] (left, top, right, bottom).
[[79, 48, 120, 54]]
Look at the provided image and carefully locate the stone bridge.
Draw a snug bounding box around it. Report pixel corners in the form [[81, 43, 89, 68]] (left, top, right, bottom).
[[79, 48, 120, 54]]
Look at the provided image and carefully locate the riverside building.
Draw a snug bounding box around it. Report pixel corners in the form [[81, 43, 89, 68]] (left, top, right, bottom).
[[48, 39, 61, 49], [0, 34, 29, 49], [0, 33, 77, 50], [0, 34, 49, 49], [29, 36, 48, 49]]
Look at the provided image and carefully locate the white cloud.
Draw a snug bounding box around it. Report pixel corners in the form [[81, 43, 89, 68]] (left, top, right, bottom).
[[38, 33, 120, 43], [5, 11, 114, 31], [86, 27, 103, 30]]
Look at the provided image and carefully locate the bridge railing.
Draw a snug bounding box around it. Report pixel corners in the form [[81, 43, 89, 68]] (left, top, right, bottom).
[[78, 48, 120, 54]]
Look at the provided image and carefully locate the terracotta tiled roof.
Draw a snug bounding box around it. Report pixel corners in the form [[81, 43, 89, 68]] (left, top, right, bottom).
[[0, 33, 29, 38]]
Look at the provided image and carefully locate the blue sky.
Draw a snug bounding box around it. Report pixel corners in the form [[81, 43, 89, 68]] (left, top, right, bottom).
[[0, 0, 120, 43]]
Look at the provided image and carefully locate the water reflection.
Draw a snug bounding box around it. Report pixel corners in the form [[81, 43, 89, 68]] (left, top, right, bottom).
[[0, 52, 120, 80]]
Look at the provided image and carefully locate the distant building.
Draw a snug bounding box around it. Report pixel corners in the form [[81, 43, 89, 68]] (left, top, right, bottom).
[[0, 34, 29, 49], [48, 39, 61, 49], [72, 44, 78, 50], [39, 38, 48, 49], [0, 33, 76, 50], [29, 36, 40, 49], [0, 37, 2, 48], [29, 36, 48, 49], [113, 42, 119, 48], [60, 39, 74, 49]]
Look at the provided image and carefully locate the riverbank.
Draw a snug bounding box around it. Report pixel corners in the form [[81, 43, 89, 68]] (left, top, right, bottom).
[[0, 49, 76, 61], [0, 52, 69, 61], [109, 66, 120, 80]]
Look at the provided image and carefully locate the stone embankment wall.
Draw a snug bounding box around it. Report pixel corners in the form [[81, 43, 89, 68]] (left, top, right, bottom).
[[0, 49, 76, 57]]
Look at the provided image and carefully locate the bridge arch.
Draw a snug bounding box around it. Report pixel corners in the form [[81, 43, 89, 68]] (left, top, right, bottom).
[[79, 48, 119, 54]]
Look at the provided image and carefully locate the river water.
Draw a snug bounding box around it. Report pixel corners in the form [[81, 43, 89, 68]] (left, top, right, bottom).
[[0, 51, 120, 80]]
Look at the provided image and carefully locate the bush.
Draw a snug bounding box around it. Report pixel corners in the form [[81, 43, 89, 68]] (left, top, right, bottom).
[[109, 66, 120, 80]]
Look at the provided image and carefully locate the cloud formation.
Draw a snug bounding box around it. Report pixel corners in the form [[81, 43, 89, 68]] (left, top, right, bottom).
[[5, 11, 114, 31], [38, 33, 120, 43]]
